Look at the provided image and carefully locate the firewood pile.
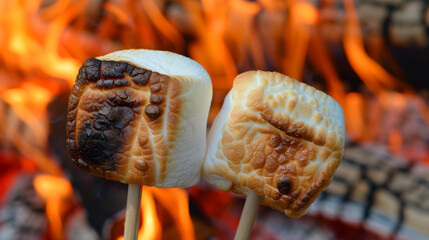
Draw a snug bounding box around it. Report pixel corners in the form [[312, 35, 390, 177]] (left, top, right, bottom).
[[310, 145, 429, 239]]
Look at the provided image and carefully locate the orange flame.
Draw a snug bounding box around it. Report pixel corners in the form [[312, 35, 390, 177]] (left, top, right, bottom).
[[308, 31, 345, 105], [103, 2, 130, 25], [118, 187, 194, 240], [33, 174, 73, 240], [342, 0, 411, 94], [138, 187, 162, 239], [1, 0, 83, 87], [283, 1, 318, 80], [1, 84, 61, 175], [151, 187, 195, 240], [341, 0, 429, 156], [345, 92, 365, 141], [293, 1, 318, 25], [186, 0, 238, 89], [141, 0, 184, 50]]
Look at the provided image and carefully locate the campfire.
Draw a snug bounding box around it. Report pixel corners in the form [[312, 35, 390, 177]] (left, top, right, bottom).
[[0, 0, 428, 239]]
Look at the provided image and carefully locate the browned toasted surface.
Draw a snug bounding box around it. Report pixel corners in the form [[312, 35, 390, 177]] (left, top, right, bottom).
[[66, 58, 181, 185], [203, 71, 345, 217]]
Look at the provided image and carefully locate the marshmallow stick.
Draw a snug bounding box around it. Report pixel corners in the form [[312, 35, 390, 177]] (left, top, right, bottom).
[[124, 184, 142, 240], [234, 191, 261, 240]]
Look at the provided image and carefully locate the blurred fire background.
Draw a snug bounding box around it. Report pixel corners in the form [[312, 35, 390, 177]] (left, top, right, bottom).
[[0, 0, 428, 239]]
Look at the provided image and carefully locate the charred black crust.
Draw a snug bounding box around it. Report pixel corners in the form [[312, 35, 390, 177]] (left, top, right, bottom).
[[84, 59, 153, 89], [96, 79, 130, 89], [100, 60, 128, 79], [67, 58, 136, 172], [145, 104, 162, 120], [278, 177, 292, 195], [73, 97, 139, 171], [95, 60, 132, 89], [149, 94, 163, 104], [67, 57, 169, 174], [131, 68, 151, 86], [77, 58, 102, 84], [150, 83, 162, 92], [84, 58, 102, 68], [77, 121, 119, 169], [105, 89, 143, 107], [76, 118, 125, 170]]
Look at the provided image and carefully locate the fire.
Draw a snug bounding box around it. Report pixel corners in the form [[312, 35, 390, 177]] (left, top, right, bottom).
[[1, 0, 81, 87], [293, 1, 318, 25], [138, 187, 162, 239], [117, 186, 195, 240], [33, 174, 73, 240], [341, 0, 428, 161], [344, 92, 365, 141], [283, 1, 317, 80], [151, 187, 195, 240], [342, 0, 410, 94], [141, 0, 184, 49], [1, 0, 428, 238], [2, 84, 52, 123], [1, 84, 61, 175]]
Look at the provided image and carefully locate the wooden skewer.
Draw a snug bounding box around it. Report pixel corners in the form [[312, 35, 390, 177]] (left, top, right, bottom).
[[124, 184, 143, 240], [234, 191, 262, 240]]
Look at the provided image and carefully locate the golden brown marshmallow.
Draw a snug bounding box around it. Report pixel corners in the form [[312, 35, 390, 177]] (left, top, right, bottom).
[[203, 71, 345, 217]]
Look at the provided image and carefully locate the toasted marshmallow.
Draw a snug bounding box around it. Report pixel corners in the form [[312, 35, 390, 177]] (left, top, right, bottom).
[[66, 49, 212, 188], [203, 71, 345, 217]]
